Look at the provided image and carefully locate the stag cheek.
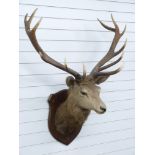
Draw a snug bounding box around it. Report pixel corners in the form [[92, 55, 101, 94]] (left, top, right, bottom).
[[78, 99, 91, 110]]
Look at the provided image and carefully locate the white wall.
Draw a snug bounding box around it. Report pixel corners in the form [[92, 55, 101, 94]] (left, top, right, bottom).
[[19, 0, 135, 154]]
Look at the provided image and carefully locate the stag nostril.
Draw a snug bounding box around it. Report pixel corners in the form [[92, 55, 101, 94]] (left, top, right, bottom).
[[100, 106, 106, 112]]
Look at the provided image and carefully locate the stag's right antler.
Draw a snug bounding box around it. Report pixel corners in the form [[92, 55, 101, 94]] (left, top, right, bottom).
[[24, 9, 82, 80]]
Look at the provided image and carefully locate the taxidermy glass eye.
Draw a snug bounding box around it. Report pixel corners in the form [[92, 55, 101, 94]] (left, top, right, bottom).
[[80, 91, 87, 96]]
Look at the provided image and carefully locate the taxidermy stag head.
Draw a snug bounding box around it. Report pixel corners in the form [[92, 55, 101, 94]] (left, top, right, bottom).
[[24, 9, 127, 145]]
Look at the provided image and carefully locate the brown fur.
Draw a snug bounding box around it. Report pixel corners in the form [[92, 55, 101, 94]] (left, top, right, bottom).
[[48, 78, 106, 145], [48, 89, 90, 145]]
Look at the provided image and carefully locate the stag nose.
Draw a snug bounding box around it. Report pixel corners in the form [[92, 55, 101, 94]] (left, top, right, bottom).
[[100, 106, 106, 113]]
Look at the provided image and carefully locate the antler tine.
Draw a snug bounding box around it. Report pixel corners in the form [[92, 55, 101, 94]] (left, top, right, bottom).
[[97, 18, 115, 32], [27, 8, 38, 25], [33, 17, 43, 32], [95, 66, 123, 76], [99, 39, 127, 71], [83, 64, 87, 78], [99, 53, 124, 71], [121, 25, 127, 36], [111, 14, 119, 29], [114, 38, 127, 56], [24, 9, 82, 80], [89, 15, 127, 81]]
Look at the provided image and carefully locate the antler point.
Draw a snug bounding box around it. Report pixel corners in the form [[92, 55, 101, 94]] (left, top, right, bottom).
[[83, 64, 87, 78], [111, 14, 114, 20], [97, 18, 101, 23], [124, 25, 127, 31], [33, 8, 38, 14], [24, 13, 28, 22], [124, 38, 128, 46], [64, 57, 68, 69]]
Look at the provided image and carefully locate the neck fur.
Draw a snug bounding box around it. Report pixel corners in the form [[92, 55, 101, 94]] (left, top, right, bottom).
[[65, 96, 90, 123]]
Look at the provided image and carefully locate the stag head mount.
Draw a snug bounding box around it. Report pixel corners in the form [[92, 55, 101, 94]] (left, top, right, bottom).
[[24, 9, 127, 145]]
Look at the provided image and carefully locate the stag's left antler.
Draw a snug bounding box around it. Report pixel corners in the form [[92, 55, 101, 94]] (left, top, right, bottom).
[[89, 15, 127, 80]]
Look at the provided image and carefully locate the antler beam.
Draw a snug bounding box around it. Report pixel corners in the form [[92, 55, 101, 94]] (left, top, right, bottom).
[[24, 9, 82, 79]]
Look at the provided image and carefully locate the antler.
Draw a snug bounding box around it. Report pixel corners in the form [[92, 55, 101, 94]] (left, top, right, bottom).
[[89, 15, 127, 79], [24, 9, 82, 80]]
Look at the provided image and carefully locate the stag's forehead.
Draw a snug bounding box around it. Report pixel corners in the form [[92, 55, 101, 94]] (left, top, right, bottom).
[[79, 81, 100, 90]]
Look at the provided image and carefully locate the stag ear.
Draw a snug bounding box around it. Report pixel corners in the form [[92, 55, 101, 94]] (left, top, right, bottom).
[[66, 76, 75, 87], [94, 76, 110, 84]]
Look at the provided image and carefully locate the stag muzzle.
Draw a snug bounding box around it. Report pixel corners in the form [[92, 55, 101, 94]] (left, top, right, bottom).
[[99, 106, 106, 114], [94, 99, 107, 114]]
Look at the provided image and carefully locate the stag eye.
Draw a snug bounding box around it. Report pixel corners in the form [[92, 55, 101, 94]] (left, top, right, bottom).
[[80, 91, 88, 96]]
